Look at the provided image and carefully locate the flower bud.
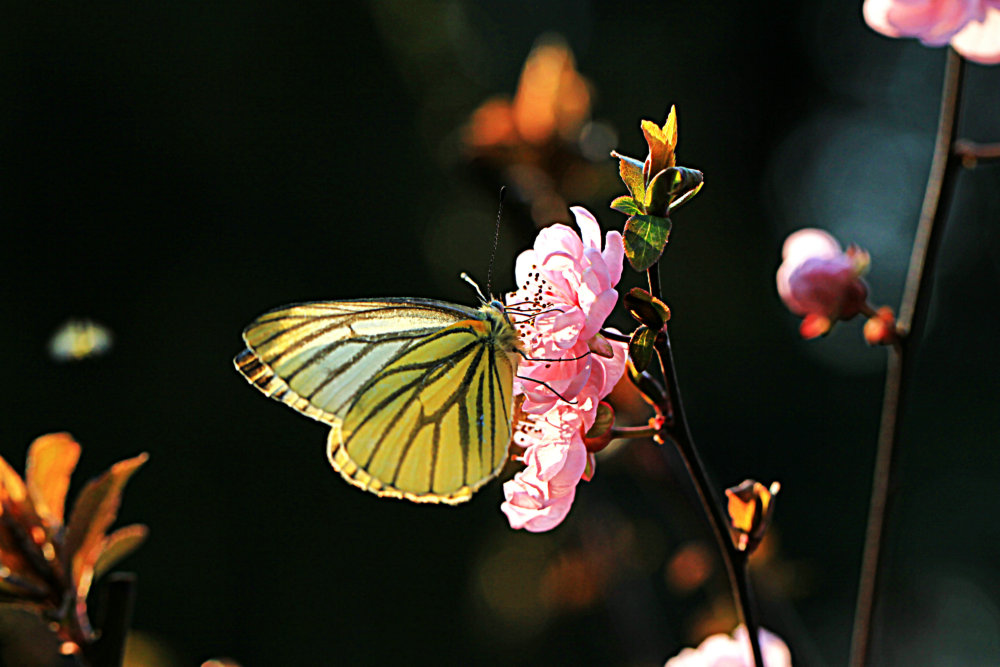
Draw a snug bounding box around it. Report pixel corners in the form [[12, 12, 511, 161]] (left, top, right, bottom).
[[864, 306, 898, 346], [725, 479, 780, 553], [583, 402, 615, 453]]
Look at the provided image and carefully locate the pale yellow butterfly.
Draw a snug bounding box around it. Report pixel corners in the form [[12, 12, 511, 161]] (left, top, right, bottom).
[[235, 296, 521, 504], [48, 319, 113, 362]]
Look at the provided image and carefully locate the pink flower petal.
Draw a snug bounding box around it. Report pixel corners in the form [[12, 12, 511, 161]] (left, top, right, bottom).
[[579, 290, 618, 341], [890, 0, 979, 45], [571, 205, 602, 250], [603, 231, 625, 286], [583, 248, 612, 292], [537, 224, 583, 261], [951, 6, 1000, 63], [501, 483, 576, 532], [664, 626, 792, 667], [864, 0, 903, 37], [863, 0, 1000, 63]]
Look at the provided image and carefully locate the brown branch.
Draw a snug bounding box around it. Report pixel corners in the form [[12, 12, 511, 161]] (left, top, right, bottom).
[[848, 47, 965, 667], [647, 262, 765, 667]]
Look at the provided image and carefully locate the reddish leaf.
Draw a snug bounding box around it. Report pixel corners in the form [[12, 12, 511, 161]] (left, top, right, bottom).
[[624, 287, 671, 330], [64, 454, 148, 587]]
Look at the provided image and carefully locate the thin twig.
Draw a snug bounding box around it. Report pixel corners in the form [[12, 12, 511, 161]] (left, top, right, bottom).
[[647, 264, 765, 667], [610, 424, 659, 439], [953, 139, 1000, 167], [848, 47, 965, 667]]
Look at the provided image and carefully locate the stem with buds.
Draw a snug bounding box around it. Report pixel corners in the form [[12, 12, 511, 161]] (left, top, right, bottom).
[[645, 262, 766, 667]]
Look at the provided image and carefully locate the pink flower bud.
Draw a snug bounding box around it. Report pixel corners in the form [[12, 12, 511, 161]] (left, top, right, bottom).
[[863, 0, 1000, 65], [777, 229, 871, 339], [863, 306, 898, 346]]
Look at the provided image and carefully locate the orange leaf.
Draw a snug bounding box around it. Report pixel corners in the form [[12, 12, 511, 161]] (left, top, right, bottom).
[[74, 523, 148, 618], [64, 453, 148, 588], [0, 455, 27, 506], [25, 433, 81, 528]]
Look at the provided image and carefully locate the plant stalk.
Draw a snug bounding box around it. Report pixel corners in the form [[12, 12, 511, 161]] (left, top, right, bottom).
[[848, 47, 965, 667], [647, 262, 765, 667]]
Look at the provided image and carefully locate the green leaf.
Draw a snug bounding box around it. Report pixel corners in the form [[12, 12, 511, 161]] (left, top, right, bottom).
[[629, 326, 657, 372], [644, 167, 704, 216], [624, 287, 671, 329], [669, 178, 704, 211], [623, 214, 671, 271], [643, 168, 675, 217], [667, 166, 703, 197], [611, 151, 646, 203], [610, 195, 642, 217]]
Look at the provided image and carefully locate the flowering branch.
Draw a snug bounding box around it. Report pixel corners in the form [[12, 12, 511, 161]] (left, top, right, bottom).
[[848, 46, 965, 667], [605, 107, 772, 666]]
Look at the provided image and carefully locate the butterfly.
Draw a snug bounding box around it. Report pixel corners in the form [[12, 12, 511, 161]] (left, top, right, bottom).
[[234, 296, 521, 505], [48, 318, 113, 362]]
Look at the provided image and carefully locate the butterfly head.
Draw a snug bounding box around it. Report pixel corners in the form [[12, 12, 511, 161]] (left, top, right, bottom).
[[478, 300, 521, 355]]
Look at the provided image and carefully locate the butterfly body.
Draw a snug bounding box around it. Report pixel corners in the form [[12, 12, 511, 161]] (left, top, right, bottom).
[[235, 298, 519, 504]]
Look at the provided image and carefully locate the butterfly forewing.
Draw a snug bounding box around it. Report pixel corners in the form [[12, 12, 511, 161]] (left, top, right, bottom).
[[237, 299, 477, 425], [236, 298, 518, 504]]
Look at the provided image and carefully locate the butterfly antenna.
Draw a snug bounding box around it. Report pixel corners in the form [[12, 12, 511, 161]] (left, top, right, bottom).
[[460, 272, 487, 302], [486, 186, 506, 298]]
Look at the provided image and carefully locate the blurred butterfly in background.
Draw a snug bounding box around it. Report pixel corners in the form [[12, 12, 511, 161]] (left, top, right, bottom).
[[48, 318, 113, 362], [234, 294, 521, 504]]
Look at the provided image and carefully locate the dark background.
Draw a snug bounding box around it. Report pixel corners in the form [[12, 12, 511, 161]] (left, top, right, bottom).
[[3, 1, 999, 665]]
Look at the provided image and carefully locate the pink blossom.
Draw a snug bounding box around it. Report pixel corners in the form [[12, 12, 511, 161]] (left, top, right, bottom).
[[500, 207, 628, 532], [506, 206, 627, 417], [863, 0, 1000, 64], [500, 403, 589, 532], [776, 229, 871, 339], [665, 626, 793, 667]]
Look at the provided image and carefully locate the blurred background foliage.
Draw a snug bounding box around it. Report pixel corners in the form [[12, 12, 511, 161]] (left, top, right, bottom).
[[2, 1, 999, 665]]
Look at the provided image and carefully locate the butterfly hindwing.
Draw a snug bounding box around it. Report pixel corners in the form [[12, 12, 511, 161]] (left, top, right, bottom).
[[235, 298, 518, 504], [329, 317, 515, 504]]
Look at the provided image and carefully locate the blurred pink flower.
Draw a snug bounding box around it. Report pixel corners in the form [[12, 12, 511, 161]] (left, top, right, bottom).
[[501, 403, 588, 532], [863, 0, 1000, 64], [665, 626, 792, 667], [776, 229, 871, 339], [507, 206, 626, 416]]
